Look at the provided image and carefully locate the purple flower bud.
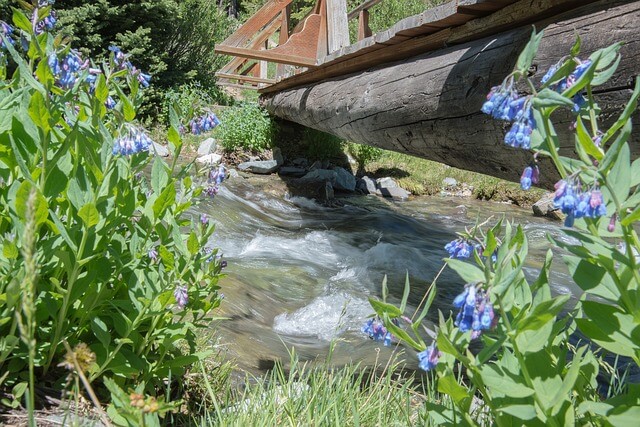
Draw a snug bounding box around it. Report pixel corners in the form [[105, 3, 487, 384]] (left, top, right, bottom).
[[174, 286, 188, 309], [608, 214, 616, 232], [200, 214, 209, 225], [520, 166, 533, 190], [148, 249, 158, 261]]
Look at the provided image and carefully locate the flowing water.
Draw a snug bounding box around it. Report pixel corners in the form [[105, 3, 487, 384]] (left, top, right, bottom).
[[196, 175, 580, 374]]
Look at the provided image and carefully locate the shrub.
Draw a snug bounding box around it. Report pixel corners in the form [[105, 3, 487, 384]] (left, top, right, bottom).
[[347, 142, 383, 174], [0, 2, 225, 421], [366, 32, 640, 425], [216, 102, 275, 152]]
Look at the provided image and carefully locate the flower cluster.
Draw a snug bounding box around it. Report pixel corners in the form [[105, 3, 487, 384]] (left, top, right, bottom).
[[520, 165, 539, 190], [35, 1, 57, 35], [174, 286, 188, 309], [445, 238, 474, 259], [553, 179, 607, 227], [108, 45, 151, 88], [48, 50, 89, 89], [204, 164, 226, 198], [453, 284, 495, 338], [113, 125, 154, 156], [417, 343, 440, 372], [189, 112, 221, 135], [543, 58, 593, 113], [1, 21, 14, 51], [361, 317, 394, 346], [482, 81, 535, 149]]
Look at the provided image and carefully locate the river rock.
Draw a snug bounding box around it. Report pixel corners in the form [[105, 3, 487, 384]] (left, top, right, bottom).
[[278, 166, 307, 177], [292, 157, 308, 167], [333, 167, 356, 191], [357, 176, 380, 195], [238, 160, 279, 174], [196, 153, 223, 165], [273, 147, 284, 166], [380, 186, 410, 201], [532, 192, 563, 220], [377, 177, 398, 189], [197, 137, 216, 156], [442, 177, 458, 188], [151, 142, 169, 157], [299, 169, 337, 185], [228, 168, 240, 179], [309, 160, 323, 171]]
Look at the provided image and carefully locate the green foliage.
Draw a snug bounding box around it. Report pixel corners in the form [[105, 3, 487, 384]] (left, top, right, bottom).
[[0, 2, 224, 417], [369, 32, 640, 425], [51, 0, 235, 117], [161, 82, 231, 127], [347, 142, 382, 174], [216, 102, 276, 152], [302, 127, 344, 161]]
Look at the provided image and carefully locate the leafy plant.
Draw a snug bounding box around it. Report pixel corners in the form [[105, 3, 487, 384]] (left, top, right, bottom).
[[216, 102, 275, 152], [347, 142, 382, 175], [367, 30, 640, 425], [302, 127, 345, 162], [0, 1, 225, 421]]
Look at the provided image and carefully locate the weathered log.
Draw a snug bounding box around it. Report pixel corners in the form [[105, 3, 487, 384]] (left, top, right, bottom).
[[262, 0, 640, 188]]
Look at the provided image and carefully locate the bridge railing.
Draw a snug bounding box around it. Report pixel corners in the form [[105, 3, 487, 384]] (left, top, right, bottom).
[[347, 0, 384, 41]]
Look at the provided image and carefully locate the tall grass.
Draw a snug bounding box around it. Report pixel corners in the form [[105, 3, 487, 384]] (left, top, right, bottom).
[[197, 349, 436, 426]]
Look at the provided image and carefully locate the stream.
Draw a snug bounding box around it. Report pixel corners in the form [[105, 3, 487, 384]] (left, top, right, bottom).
[[194, 173, 584, 375]]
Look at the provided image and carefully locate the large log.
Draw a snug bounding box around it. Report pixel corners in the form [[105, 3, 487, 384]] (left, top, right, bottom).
[[262, 0, 640, 188]]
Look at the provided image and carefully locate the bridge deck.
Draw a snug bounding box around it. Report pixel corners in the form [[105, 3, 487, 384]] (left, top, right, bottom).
[[259, 0, 591, 94]]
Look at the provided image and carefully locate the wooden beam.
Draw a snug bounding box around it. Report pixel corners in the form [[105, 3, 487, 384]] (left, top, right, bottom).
[[326, 0, 350, 53], [215, 44, 317, 67], [218, 0, 293, 48], [277, 4, 291, 77], [347, 0, 384, 20], [358, 10, 372, 40], [215, 72, 276, 84]]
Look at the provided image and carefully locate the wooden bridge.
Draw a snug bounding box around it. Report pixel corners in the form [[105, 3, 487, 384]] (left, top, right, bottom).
[[215, 0, 640, 187]]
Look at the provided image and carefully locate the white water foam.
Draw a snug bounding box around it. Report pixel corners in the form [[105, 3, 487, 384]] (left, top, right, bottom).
[[273, 293, 372, 341]]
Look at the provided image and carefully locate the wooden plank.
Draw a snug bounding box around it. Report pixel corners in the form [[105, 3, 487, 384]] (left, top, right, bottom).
[[326, 0, 350, 53], [216, 44, 317, 67], [218, 17, 284, 74], [347, 0, 384, 20], [217, 81, 261, 90], [358, 10, 372, 40], [262, 0, 640, 186], [260, 0, 598, 93], [218, 0, 293, 48], [276, 5, 291, 77], [215, 72, 276, 84]]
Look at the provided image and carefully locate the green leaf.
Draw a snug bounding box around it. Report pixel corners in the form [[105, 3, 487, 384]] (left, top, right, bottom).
[[592, 54, 621, 86], [570, 34, 581, 57], [11, 8, 32, 32], [607, 141, 631, 204], [399, 272, 410, 313], [532, 88, 574, 108], [603, 77, 640, 143], [153, 182, 176, 219], [91, 317, 111, 349], [516, 28, 544, 73], [187, 232, 199, 255], [368, 297, 403, 319], [438, 373, 471, 412], [479, 363, 535, 398], [600, 120, 631, 174], [78, 203, 100, 228], [15, 181, 48, 226], [577, 301, 640, 358], [517, 294, 570, 332], [500, 405, 537, 421], [3, 240, 18, 259], [151, 158, 169, 195], [158, 245, 175, 271], [575, 117, 603, 160], [445, 258, 485, 284], [28, 91, 51, 133], [621, 205, 640, 227]]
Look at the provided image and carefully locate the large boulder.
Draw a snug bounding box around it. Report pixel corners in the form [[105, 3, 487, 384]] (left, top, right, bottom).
[[273, 147, 284, 166], [278, 166, 307, 177], [357, 176, 380, 195], [299, 169, 337, 185], [380, 186, 410, 201], [333, 167, 356, 192], [238, 160, 279, 174], [376, 177, 398, 189]]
